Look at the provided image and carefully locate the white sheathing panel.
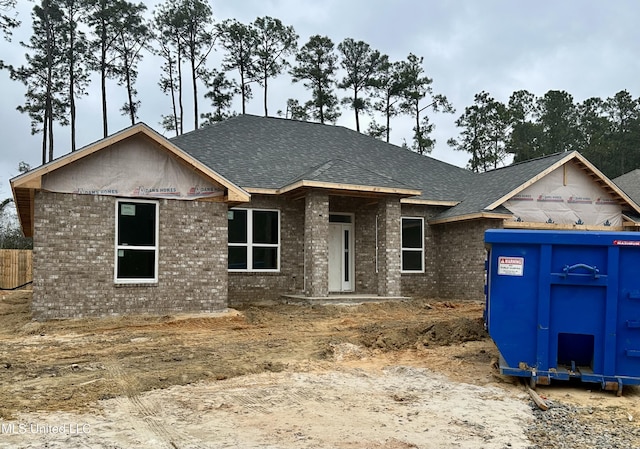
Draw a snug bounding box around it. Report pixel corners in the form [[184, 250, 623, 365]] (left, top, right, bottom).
[[41, 136, 224, 200], [503, 162, 622, 226]]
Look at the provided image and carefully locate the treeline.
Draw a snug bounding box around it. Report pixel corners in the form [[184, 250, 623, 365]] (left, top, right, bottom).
[[1, 0, 452, 166], [3, 1, 639, 180], [448, 89, 640, 178]]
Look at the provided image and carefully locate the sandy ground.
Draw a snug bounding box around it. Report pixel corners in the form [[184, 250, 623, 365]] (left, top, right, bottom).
[[0, 290, 639, 448]]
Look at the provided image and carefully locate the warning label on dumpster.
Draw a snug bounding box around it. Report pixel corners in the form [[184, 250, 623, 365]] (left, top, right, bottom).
[[613, 240, 640, 246], [498, 256, 524, 276]]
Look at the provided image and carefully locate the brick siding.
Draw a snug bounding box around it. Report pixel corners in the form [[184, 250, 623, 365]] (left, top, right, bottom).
[[399, 204, 448, 298], [433, 218, 504, 300], [32, 192, 228, 319], [32, 191, 500, 317], [229, 194, 405, 305], [228, 195, 305, 305], [377, 198, 401, 296]]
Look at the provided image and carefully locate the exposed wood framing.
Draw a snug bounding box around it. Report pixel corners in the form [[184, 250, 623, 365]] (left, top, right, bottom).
[[401, 198, 459, 206], [244, 187, 279, 195], [484, 152, 640, 215], [278, 179, 420, 197], [428, 211, 510, 225], [504, 220, 626, 231]]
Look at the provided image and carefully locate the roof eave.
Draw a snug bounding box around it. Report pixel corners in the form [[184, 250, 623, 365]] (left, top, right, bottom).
[[428, 211, 511, 225], [11, 123, 251, 236], [484, 151, 640, 215], [277, 179, 421, 198], [484, 152, 576, 211], [401, 198, 460, 207]]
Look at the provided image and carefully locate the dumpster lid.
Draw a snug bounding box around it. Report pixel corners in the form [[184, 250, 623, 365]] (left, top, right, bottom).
[[485, 229, 640, 246]]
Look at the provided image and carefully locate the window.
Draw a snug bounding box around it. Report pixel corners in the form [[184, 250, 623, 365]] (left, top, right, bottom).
[[115, 200, 159, 283], [401, 217, 424, 272], [228, 208, 280, 271]]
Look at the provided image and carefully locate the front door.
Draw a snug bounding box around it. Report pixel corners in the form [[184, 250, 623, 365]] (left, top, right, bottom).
[[328, 214, 354, 292]]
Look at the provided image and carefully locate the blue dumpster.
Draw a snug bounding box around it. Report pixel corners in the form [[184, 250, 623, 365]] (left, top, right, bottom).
[[485, 229, 640, 394]]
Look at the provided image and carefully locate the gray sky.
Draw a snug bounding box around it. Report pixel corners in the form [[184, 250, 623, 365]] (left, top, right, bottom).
[[1, 0, 639, 200]]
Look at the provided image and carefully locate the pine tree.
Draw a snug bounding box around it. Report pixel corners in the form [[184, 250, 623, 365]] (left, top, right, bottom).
[[216, 19, 257, 115], [250, 16, 297, 117], [110, 0, 148, 125], [397, 53, 453, 154], [200, 68, 239, 125], [337, 38, 385, 132], [11, 0, 68, 163], [0, 0, 19, 41], [59, 0, 91, 151], [290, 35, 340, 124]]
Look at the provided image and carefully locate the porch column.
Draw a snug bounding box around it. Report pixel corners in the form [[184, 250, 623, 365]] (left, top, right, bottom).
[[304, 190, 329, 297], [377, 197, 401, 296]]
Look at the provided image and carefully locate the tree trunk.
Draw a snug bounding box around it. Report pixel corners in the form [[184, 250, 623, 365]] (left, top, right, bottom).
[[48, 109, 54, 162], [69, 17, 76, 152], [100, 21, 108, 137], [240, 67, 246, 114], [385, 95, 391, 143], [177, 42, 184, 134], [42, 2, 53, 164], [123, 49, 135, 125], [191, 56, 198, 129], [354, 90, 360, 132], [414, 99, 421, 153], [318, 87, 325, 124], [263, 67, 268, 117], [44, 3, 53, 162], [42, 107, 48, 165], [168, 55, 179, 136], [126, 75, 135, 125]]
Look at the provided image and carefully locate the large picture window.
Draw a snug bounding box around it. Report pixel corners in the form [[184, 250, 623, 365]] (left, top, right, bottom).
[[228, 208, 280, 271], [115, 200, 159, 283], [401, 217, 424, 272]]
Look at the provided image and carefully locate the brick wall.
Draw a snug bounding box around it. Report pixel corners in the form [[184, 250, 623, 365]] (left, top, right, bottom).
[[400, 204, 448, 298], [228, 193, 401, 305], [304, 190, 329, 297], [433, 218, 503, 300], [228, 195, 305, 305], [377, 197, 401, 296], [32, 192, 228, 319], [31, 191, 505, 317]]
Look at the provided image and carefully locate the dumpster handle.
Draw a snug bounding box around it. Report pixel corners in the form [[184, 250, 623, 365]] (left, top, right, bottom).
[[562, 263, 599, 279]]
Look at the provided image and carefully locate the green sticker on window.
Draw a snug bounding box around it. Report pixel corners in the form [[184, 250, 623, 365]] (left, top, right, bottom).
[[121, 204, 136, 216]]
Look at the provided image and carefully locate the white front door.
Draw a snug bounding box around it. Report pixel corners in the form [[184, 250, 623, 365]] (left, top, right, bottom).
[[328, 214, 354, 292]]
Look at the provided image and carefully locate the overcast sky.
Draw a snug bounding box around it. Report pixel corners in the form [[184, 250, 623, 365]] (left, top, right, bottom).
[[1, 0, 639, 200]]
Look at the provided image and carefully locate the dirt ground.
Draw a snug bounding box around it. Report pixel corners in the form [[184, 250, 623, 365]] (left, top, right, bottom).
[[0, 290, 639, 448]]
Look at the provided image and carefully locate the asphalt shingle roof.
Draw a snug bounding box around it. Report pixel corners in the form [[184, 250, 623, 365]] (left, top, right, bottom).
[[433, 152, 571, 220], [170, 114, 474, 202], [169, 116, 607, 222], [614, 169, 640, 205], [284, 158, 414, 190]]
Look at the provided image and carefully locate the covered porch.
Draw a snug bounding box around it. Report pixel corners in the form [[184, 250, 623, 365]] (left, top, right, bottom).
[[299, 186, 418, 299]]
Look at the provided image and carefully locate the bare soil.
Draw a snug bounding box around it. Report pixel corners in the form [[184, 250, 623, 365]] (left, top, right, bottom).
[[0, 290, 639, 448], [0, 292, 490, 419]]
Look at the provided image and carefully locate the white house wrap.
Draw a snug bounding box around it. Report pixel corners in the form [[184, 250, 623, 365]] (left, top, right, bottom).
[[503, 163, 622, 226], [42, 135, 223, 200]]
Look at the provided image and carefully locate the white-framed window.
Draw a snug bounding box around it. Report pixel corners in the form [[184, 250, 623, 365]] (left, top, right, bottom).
[[228, 208, 280, 271], [114, 199, 159, 283], [401, 216, 424, 273]]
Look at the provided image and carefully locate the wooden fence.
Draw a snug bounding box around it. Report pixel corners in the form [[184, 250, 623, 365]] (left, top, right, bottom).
[[0, 249, 32, 290]]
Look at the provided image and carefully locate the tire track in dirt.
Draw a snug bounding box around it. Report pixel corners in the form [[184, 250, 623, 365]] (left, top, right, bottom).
[[103, 358, 200, 449]]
